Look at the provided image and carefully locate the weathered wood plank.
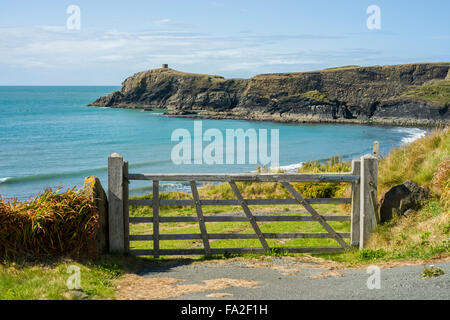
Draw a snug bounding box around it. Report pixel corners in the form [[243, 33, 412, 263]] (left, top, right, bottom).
[[123, 161, 130, 252], [129, 197, 352, 207], [127, 173, 359, 183], [130, 247, 345, 256], [373, 141, 380, 158], [190, 181, 211, 257], [360, 155, 378, 249], [350, 159, 361, 247], [153, 180, 160, 258], [129, 232, 351, 241], [281, 182, 350, 250], [229, 181, 270, 252], [108, 153, 125, 253], [129, 215, 351, 223]]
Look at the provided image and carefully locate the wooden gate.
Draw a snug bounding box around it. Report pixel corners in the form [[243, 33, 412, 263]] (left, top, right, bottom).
[[107, 153, 378, 257]]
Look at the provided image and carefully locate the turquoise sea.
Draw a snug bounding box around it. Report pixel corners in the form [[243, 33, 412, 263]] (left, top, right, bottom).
[[0, 86, 428, 200]]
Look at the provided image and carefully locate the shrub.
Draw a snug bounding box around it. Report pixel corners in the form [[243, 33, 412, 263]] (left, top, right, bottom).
[[129, 156, 352, 206], [0, 188, 100, 259], [359, 249, 387, 261], [293, 156, 351, 198], [421, 266, 445, 278]]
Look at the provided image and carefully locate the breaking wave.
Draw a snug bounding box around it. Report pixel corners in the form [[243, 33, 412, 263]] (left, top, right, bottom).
[[396, 128, 427, 145]]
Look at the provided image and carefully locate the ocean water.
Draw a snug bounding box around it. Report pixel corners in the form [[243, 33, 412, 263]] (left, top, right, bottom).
[[0, 86, 428, 200]]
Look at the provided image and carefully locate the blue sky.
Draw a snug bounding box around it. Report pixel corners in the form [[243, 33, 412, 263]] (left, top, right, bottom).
[[0, 0, 449, 85]]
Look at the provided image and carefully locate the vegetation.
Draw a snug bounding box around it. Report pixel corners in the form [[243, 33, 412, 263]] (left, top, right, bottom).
[[130, 156, 350, 208], [295, 156, 350, 198], [0, 188, 100, 259], [325, 128, 450, 264], [128, 156, 353, 257], [279, 90, 331, 104], [361, 198, 449, 261], [322, 65, 360, 71], [0, 255, 140, 300], [421, 265, 445, 278], [378, 127, 450, 199], [400, 80, 450, 106], [1, 129, 448, 299]]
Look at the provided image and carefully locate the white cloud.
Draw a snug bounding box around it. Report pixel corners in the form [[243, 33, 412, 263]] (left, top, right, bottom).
[[154, 19, 171, 25], [0, 25, 385, 83], [431, 35, 450, 40]]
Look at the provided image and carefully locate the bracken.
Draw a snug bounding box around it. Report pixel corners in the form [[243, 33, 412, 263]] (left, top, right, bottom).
[[0, 188, 100, 259]]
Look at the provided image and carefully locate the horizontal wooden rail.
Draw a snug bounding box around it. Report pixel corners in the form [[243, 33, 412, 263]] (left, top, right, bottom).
[[129, 198, 351, 207], [127, 173, 359, 183], [108, 150, 379, 256], [129, 247, 345, 256], [130, 232, 350, 241], [129, 215, 351, 223]]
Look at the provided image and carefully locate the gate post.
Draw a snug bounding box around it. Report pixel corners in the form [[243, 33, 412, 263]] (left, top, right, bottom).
[[123, 161, 130, 253], [373, 141, 380, 158], [350, 159, 361, 247], [108, 153, 125, 253], [359, 154, 378, 249]]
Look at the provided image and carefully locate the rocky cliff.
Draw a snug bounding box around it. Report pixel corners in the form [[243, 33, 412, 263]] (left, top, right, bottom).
[[89, 63, 450, 126]]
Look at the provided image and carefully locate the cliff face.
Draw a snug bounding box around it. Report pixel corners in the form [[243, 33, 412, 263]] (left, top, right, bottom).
[[89, 63, 450, 126]]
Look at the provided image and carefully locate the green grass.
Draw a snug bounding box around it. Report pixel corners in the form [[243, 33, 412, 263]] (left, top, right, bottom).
[[279, 90, 331, 104], [0, 255, 142, 300], [421, 266, 445, 278], [322, 65, 360, 71], [318, 196, 449, 266], [2, 130, 449, 300], [126, 134, 450, 266], [126, 156, 358, 261], [129, 201, 351, 256], [400, 80, 450, 106], [378, 128, 450, 196]]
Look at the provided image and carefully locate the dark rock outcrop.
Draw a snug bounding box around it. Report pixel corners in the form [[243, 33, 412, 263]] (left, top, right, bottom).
[[379, 180, 430, 223], [89, 63, 450, 126]]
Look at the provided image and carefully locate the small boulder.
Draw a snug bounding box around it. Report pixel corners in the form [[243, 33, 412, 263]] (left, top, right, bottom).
[[68, 290, 89, 299], [379, 180, 430, 223]]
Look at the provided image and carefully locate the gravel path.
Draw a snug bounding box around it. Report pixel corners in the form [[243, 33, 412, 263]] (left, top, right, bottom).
[[137, 258, 449, 300]]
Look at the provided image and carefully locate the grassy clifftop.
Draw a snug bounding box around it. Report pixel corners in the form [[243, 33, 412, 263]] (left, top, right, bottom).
[[90, 63, 450, 126]]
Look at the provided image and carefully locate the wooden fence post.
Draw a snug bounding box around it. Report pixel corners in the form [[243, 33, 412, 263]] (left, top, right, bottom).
[[108, 153, 125, 253], [153, 180, 160, 258], [350, 159, 361, 247], [123, 161, 130, 253], [359, 154, 378, 249], [373, 141, 380, 158]]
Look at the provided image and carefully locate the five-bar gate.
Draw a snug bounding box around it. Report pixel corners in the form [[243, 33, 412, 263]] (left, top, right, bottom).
[[107, 153, 378, 257]]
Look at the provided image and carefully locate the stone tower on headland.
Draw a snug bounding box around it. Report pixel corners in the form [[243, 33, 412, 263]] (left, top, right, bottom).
[[162, 64, 169, 69]]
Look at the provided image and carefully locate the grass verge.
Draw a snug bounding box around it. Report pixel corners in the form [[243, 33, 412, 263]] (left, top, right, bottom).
[[0, 254, 143, 300]]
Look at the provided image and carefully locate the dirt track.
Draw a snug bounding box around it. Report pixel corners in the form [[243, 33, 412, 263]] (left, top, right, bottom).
[[117, 257, 450, 300]]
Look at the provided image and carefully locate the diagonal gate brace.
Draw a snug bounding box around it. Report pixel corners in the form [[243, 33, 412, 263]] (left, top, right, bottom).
[[229, 181, 270, 252], [280, 182, 350, 249], [190, 181, 211, 257]]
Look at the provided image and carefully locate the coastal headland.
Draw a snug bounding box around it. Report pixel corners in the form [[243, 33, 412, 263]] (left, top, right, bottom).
[[90, 62, 450, 127]]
